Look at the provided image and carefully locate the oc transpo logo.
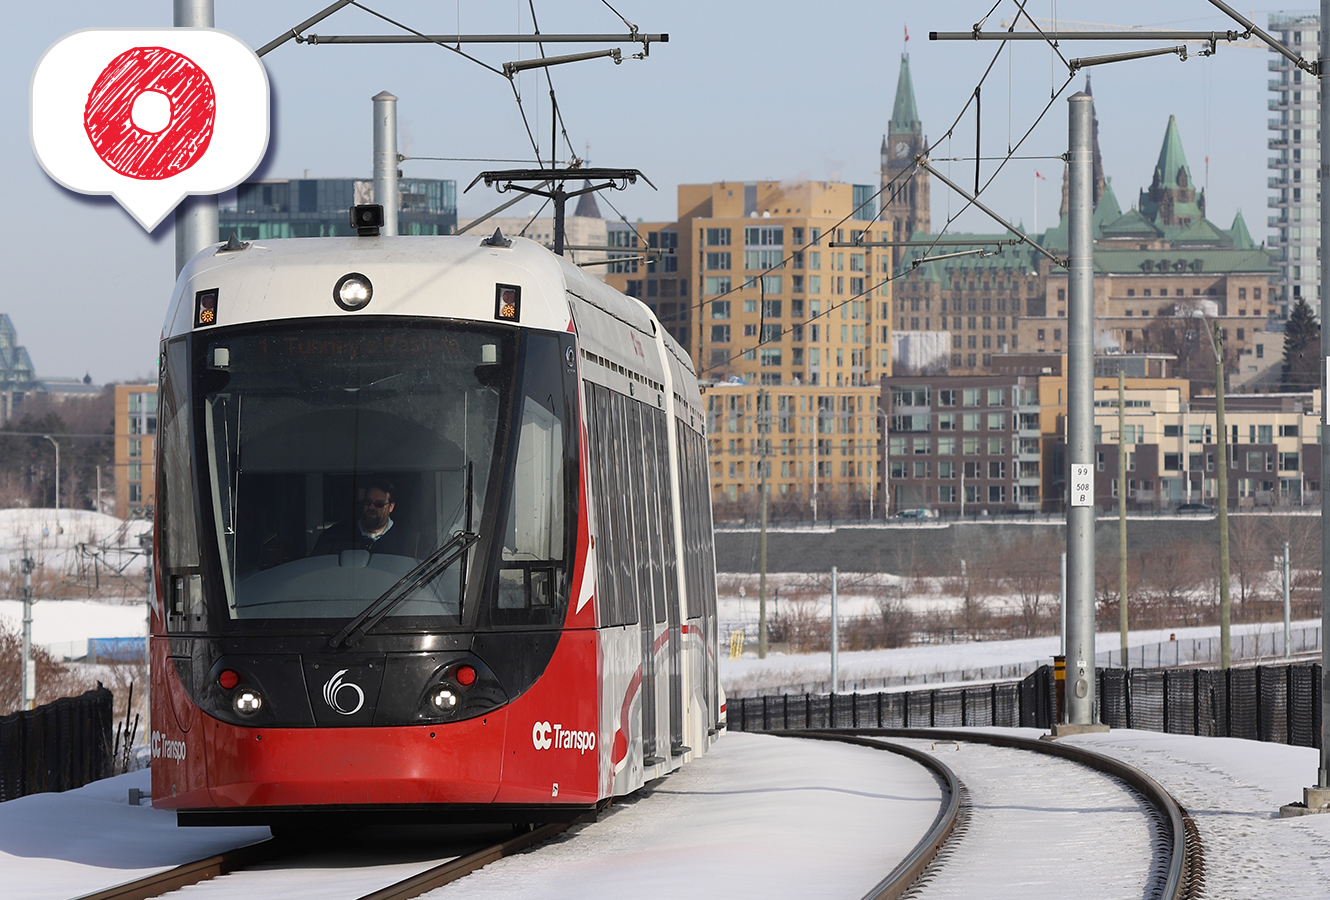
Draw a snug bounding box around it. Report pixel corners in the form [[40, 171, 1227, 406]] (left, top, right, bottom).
[[532, 721, 596, 755], [322, 668, 365, 716]]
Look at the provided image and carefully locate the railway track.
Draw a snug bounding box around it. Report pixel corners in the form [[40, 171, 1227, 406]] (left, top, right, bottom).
[[772, 729, 1205, 900], [71, 822, 572, 900]]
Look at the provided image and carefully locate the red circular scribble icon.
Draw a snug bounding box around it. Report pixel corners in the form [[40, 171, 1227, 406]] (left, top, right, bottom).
[[83, 46, 216, 181]]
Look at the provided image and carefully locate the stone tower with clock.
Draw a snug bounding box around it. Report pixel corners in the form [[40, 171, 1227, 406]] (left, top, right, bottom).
[[881, 52, 930, 271]]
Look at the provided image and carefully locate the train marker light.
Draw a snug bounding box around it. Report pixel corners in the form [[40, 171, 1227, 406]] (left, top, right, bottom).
[[233, 687, 263, 715], [455, 665, 477, 687], [430, 686, 459, 712], [218, 669, 239, 690], [194, 288, 219, 326], [334, 273, 373, 311], [494, 283, 521, 322]]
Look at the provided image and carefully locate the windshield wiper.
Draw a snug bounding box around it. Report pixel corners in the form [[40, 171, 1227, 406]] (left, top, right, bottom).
[[330, 530, 479, 649]]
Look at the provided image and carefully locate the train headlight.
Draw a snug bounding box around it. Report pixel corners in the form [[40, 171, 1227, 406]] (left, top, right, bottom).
[[233, 687, 264, 716], [430, 686, 459, 713], [334, 273, 373, 311]]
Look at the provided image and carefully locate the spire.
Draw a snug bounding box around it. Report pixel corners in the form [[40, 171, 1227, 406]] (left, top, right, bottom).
[[573, 183, 602, 218], [1139, 115, 1204, 226], [1229, 209, 1255, 249], [890, 53, 921, 135], [1153, 115, 1193, 192]]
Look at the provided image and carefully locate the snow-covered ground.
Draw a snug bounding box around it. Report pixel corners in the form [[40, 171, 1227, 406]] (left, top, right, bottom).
[[1021, 728, 1330, 900], [5, 729, 1330, 898], [0, 733, 943, 900], [0, 598, 147, 658], [0, 508, 150, 575], [721, 619, 1322, 696], [0, 769, 267, 900]]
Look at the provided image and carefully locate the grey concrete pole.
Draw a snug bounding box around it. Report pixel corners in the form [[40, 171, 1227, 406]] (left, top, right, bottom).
[[1320, 0, 1330, 789], [173, 0, 219, 275], [830, 566, 839, 692], [1118, 369, 1128, 662], [1065, 91, 1098, 727], [373, 91, 399, 236], [1284, 541, 1292, 659], [1060, 550, 1067, 658], [758, 390, 768, 659], [21, 555, 34, 710]]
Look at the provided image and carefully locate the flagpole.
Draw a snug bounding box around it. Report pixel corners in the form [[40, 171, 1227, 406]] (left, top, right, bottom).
[[1034, 170, 1038, 234]]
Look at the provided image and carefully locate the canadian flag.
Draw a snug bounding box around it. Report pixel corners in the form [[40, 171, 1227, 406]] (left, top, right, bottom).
[[904, 25, 910, 43], [1035, 171, 1047, 181]]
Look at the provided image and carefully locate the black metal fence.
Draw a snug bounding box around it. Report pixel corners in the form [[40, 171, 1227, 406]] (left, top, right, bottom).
[[729, 662, 1324, 749], [0, 686, 114, 801]]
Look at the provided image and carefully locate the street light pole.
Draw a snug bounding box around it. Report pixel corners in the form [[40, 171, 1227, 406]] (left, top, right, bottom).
[[1213, 323, 1232, 669], [758, 389, 769, 659], [42, 435, 59, 517]]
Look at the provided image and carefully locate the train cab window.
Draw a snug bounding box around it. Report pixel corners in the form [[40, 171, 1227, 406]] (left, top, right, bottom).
[[162, 320, 578, 635]]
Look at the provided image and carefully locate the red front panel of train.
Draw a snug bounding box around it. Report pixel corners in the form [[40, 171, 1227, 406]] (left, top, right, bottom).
[[150, 628, 601, 810]]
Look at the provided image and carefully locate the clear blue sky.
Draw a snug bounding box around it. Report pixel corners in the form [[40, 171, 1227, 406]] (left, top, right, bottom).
[[8, 2, 1291, 381]]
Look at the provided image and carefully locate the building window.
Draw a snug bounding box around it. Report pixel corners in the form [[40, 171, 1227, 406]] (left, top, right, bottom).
[[711, 325, 730, 343], [707, 228, 731, 246], [712, 300, 731, 319]]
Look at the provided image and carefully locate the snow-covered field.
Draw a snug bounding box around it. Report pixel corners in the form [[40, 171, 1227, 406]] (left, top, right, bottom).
[[0, 508, 150, 576], [721, 619, 1323, 696]]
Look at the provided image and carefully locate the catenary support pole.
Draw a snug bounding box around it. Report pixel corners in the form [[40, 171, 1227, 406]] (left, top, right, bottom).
[[174, 0, 219, 275], [1064, 91, 1097, 727], [1320, 0, 1330, 789], [830, 566, 839, 692], [1216, 321, 1231, 669], [1060, 550, 1067, 658], [1118, 368, 1128, 662], [373, 91, 399, 236], [1284, 540, 1292, 659], [758, 390, 768, 659]]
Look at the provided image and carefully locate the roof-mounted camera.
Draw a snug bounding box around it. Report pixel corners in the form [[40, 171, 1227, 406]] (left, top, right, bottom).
[[350, 204, 384, 237]]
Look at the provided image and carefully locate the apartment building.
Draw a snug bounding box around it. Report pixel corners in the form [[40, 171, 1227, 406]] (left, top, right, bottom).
[[678, 180, 892, 388], [1267, 12, 1320, 318], [704, 381, 883, 521], [113, 384, 156, 519], [1092, 387, 1322, 510], [880, 373, 1047, 515]]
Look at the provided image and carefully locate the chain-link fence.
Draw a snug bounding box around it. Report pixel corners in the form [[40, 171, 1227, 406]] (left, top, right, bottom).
[[729, 661, 1323, 749], [0, 685, 113, 801]]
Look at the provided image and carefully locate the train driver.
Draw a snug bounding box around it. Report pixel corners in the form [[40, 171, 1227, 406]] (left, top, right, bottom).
[[311, 476, 420, 559]]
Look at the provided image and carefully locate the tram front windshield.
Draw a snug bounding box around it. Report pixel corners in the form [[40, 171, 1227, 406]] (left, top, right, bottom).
[[162, 320, 574, 630]]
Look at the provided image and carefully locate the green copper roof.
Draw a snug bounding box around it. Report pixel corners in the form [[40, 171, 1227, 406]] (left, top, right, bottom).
[[1091, 247, 1276, 275], [1153, 115, 1193, 192], [1229, 209, 1255, 249], [1093, 179, 1123, 231], [891, 54, 921, 134], [1100, 208, 1163, 238], [1172, 216, 1231, 247]]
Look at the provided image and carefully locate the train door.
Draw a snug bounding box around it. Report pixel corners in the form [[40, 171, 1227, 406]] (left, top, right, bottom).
[[617, 394, 658, 763], [658, 410, 684, 754]]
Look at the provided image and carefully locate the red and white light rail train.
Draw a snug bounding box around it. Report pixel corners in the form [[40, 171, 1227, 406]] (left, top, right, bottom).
[[149, 214, 723, 828]]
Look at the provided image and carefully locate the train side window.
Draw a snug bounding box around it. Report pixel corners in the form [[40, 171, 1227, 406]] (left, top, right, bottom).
[[656, 410, 680, 618]]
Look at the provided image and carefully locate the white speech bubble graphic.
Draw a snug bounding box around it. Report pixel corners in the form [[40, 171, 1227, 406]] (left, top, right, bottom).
[[31, 28, 269, 232]]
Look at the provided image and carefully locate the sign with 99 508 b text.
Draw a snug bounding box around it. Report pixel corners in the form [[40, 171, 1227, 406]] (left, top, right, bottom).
[[1070, 464, 1093, 507]]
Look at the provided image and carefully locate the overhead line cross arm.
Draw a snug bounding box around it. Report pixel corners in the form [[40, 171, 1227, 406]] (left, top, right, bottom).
[[297, 32, 668, 45], [916, 159, 1067, 268]]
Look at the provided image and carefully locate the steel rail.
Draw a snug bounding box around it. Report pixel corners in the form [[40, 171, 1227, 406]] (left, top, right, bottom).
[[70, 822, 571, 900], [767, 730, 963, 900], [849, 728, 1203, 900]]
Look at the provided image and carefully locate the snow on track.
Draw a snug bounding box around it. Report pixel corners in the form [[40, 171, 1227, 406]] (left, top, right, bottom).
[[429, 732, 944, 900], [1059, 729, 1330, 900], [890, 738, 1157, 899], [0, 770, 267, 900]]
